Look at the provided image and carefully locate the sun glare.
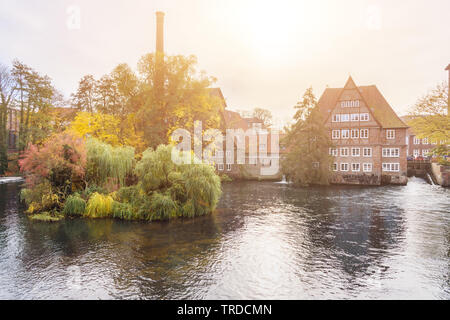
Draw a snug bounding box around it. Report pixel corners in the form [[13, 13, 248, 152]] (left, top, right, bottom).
[[239, 1, 312, 61]]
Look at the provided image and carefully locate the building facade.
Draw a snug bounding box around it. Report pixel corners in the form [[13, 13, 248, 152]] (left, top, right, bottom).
[[400, 116, 438, 158], [318, 77, 409, 185], [209, 88, 282, 180]]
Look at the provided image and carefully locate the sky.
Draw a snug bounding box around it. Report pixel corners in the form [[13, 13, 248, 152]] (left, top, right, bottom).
[[0, 0, 449, 127]]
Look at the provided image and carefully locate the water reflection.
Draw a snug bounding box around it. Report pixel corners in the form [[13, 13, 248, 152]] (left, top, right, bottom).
[[0, 178, 448, 299]]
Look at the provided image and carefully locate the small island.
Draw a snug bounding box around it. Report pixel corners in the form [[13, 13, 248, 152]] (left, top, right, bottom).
[[19, 136, 222, 222]]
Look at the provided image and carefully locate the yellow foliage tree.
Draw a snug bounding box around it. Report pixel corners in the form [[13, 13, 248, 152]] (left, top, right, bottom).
[[69, 112, 146, 152]]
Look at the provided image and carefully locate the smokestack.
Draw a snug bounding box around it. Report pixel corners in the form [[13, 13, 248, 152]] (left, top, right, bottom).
[[156, 11, 165, 54], [446, 64, 450, 115]]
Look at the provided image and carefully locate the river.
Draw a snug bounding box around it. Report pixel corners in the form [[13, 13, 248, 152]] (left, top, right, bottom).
[[0, 178, 448, 299]]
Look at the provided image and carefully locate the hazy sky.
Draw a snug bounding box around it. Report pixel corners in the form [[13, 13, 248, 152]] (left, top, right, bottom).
[[1, 0, 449, 126]]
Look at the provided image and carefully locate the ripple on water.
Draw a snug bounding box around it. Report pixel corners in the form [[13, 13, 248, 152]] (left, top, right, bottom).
[[0, 179, 448, 299]]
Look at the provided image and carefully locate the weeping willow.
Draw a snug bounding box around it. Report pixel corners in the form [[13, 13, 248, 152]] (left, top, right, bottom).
[[63, 193, 86, 217], [85, 192, 114, 218], [86, 138, 135, 188]]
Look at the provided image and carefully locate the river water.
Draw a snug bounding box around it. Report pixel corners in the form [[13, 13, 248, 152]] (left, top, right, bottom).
[[0, 178, 448, 299]]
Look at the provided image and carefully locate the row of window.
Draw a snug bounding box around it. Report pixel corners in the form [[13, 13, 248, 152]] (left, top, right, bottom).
[[330, 147, 400, 158], [332, 129, 369, 139], [332, 129, 396, 140], [341, 100, 360, 108], [332, 113, 369, 122], [382, 163, 400, 172], [382, 148, 400, 157], [333, 162, 401, 172], [217, 164, 232, 171], [413, 149, 430, 156], [413, 137, 428, 145], [330, 147, 372, 157], [333, 162, 373, 172]]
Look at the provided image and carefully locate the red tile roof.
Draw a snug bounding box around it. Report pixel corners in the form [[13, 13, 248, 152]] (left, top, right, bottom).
[[317, 79, 408, 129]]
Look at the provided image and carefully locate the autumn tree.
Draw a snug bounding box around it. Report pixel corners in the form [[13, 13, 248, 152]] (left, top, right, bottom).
[[252, 107, 273, 127], [281, 87, 333, 186], [71, 75, 96, 113], [408, 81, 449, 156], [11, 60, 56, 149], [137, 53, 223, 148]]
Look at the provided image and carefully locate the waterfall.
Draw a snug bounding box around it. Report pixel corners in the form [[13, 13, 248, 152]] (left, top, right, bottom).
[[426, 173, 435, 185]]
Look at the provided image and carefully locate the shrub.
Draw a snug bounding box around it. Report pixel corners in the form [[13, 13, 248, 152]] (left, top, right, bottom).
[[85, 192, 114, 218], [149, 192, 179, 220], [112, 201, 135, 220], [63, 194, 86, 217], [19, 132, 86, 190], [20, 182, 62, 214], [182, 164, 222, 216], [86, 138, 135, 189]]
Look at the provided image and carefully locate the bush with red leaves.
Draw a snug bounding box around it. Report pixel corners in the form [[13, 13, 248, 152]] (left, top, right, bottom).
[[19, 133, 87, 191]]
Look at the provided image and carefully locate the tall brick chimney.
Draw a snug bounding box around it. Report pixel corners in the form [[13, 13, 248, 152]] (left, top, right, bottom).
[[446, 64, 450, 115], [156, 11, 165, 54], [154, 11, 165, 100]]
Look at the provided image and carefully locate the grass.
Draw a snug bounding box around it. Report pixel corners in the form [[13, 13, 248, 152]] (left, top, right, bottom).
[[30, 212, 64, 222]]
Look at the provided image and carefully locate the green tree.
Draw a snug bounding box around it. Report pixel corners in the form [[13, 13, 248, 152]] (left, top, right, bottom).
[[281, 87, 333, 186]]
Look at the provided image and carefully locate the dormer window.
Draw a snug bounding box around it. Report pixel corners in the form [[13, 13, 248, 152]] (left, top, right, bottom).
[[341, 100, 360, 108]]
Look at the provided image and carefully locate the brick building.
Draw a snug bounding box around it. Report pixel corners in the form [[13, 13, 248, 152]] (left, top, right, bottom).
[[317, 76, 409, 185], [209, 88, 282, 180], [400, 115, 437, 158]]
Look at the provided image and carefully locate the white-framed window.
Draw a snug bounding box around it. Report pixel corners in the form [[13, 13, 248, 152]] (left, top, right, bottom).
[[363, 163, 372, 172], [341, 100, 360, 107], [333, 163, 338, 171], [329, 148, 338, 156], [218, 164, 224, 171], [350, 113, 359, 122], [351, 163, 360, 172], [340, 147, 349, 157], [351, 128, 359, 139], [422, 138, 428, 145], [360, 129, 369, 139], [226, 164, 232, 171], [332, 114, 340, 122], [341, 129, 349, 139], [312, 162, 320, 169], [413, 137, 420, 145], [351, 147, 360, 157], [387, 130, 395, 139], [422, 149, 430, 156], [332, 130, 340, 139], [340, 114, 350, 122], [413, 149, 420, 157], [226, 150, 232, 158], [216, 150, 224, 158], [260, 143, 266, 151], [363, 147, 372, 157], [340, 163, 349, 171], [360, 113, 369, 121], [382, 163, 400, 172], [382, 148, 400, 157]]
